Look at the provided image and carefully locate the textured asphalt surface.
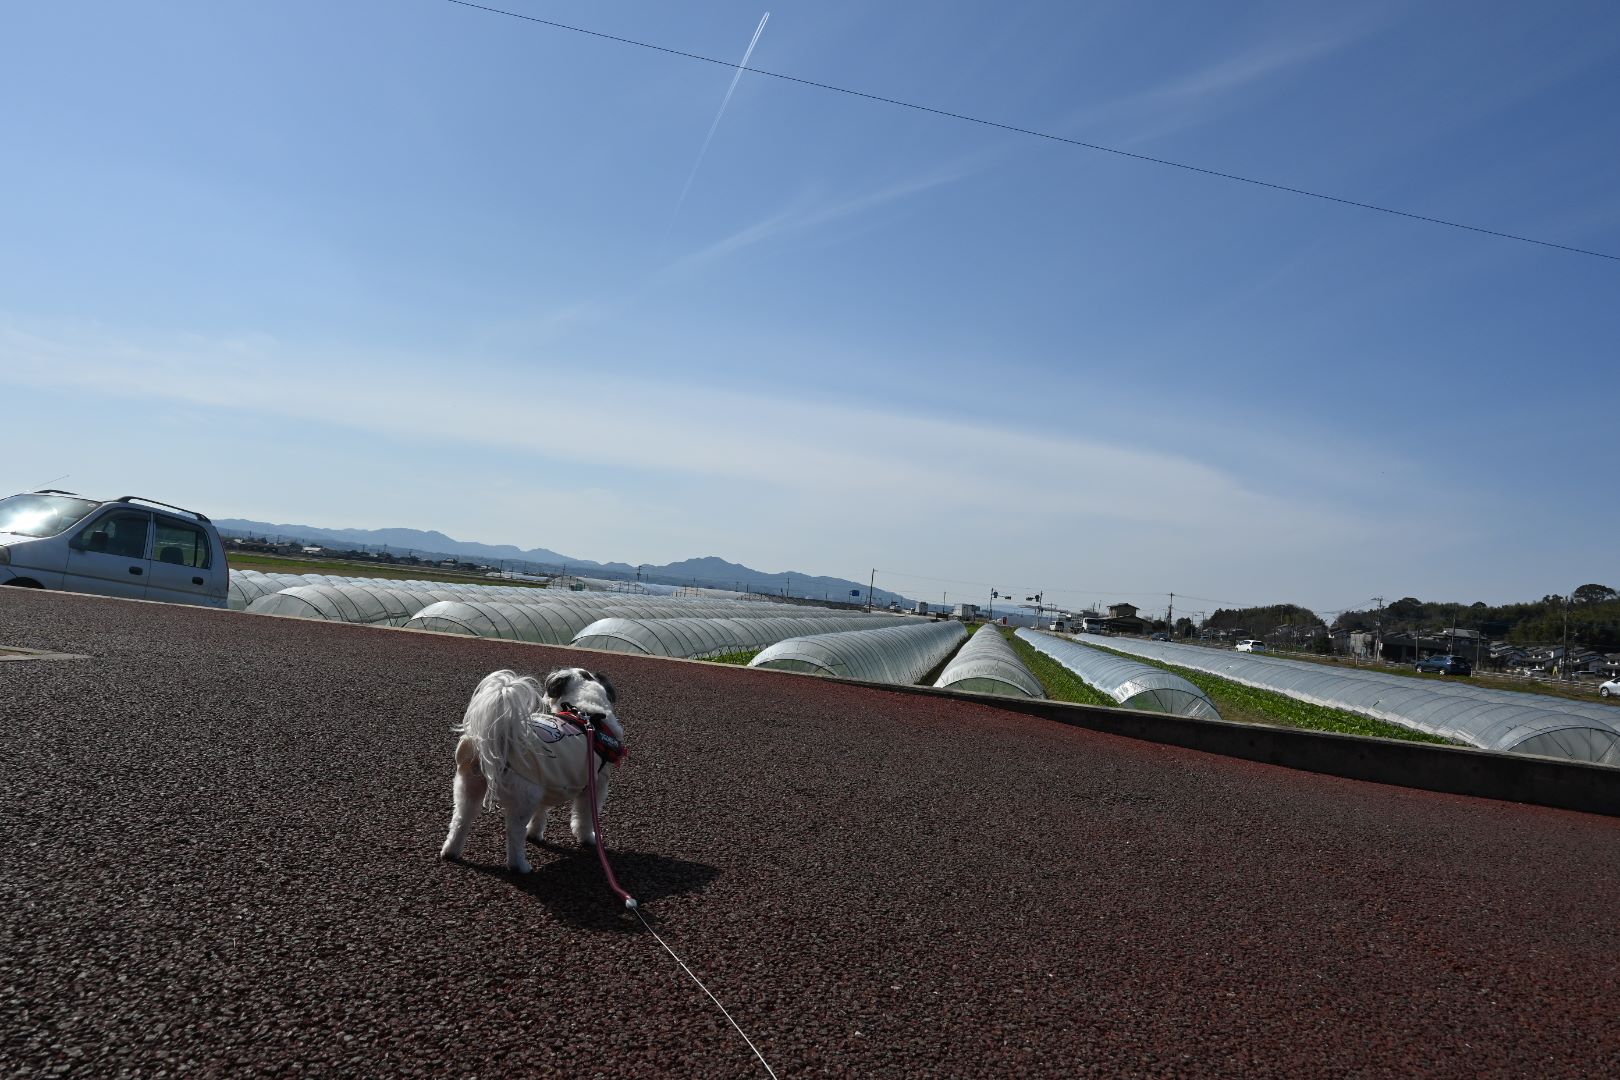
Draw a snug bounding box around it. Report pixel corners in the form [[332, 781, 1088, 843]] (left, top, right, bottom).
[[4, 588, 1619, 1079]]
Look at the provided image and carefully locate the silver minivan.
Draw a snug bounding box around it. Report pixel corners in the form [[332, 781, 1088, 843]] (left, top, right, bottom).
[[0, 490, 229, 607]]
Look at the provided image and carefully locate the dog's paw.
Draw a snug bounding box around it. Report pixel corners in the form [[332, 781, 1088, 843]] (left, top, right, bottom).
[[509, 860, 533, 875]]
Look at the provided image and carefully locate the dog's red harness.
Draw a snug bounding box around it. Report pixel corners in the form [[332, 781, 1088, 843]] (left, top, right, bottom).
[[553, 708, 628, 765]]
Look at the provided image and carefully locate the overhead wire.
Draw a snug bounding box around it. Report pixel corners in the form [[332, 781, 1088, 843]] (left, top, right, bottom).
[[441, 0, 1620, 264]]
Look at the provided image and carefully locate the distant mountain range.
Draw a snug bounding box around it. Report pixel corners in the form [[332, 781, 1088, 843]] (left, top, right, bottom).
[[215, 518, 915, 606]]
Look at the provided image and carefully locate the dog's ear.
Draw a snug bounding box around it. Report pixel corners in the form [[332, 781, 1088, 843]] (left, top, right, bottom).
[[593, 672, 616, 704], [544, 669, 574, 701]]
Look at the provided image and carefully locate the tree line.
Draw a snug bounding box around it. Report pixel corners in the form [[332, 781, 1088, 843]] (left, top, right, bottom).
[[1330, 585, 1619, 652], [1185, 586, 1620, 653]]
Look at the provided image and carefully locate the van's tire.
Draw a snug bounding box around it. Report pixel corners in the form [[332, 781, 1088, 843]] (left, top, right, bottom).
[[2, 579, 44, 588]]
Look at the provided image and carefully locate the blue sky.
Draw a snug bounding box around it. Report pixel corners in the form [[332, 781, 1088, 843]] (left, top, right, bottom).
[[4, 0, 1617, 618]]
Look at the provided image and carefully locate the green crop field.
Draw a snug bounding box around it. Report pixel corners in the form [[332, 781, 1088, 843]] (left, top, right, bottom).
[[707, 649, 762, 666]]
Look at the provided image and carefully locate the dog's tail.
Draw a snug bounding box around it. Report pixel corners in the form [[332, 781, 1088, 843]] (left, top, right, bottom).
[[456, 669, 544, 802]]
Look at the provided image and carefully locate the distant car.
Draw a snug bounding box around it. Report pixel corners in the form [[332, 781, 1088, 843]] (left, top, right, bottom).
[[1601, 677, 1620, 699], [1235, 639, 1267, 652], [0, 490, 228, 607], [1415, 654, 1472, 676], [1150, 631, 1170, 641]]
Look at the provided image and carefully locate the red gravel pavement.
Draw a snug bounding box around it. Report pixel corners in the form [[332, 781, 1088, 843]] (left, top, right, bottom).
[[3, 587, 1619, 1079]]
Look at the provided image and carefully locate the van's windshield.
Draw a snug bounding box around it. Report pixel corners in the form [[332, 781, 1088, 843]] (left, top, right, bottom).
[[0, 494, 100, 538]]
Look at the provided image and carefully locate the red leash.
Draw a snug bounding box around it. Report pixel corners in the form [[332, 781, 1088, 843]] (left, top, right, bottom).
[[581, 720, 638, 911]]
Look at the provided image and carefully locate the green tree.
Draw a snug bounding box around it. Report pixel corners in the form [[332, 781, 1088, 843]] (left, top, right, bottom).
[[1386, 597, 1424, 622]]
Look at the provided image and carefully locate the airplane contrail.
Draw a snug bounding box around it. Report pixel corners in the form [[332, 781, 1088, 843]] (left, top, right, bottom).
[[672, 12, 770, 221]]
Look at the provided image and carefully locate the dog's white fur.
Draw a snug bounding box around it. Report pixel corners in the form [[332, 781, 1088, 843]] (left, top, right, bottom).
[[439, 666, 623, 873]]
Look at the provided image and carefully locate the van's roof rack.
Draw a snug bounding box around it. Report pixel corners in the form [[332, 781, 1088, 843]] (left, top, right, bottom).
[[116, 496, 210, 523], [34, 489, 83, 496]]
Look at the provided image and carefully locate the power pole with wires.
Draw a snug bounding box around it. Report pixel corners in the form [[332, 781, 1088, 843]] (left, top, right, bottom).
[[1373, 596, 1385, 662], [1563, 589, 1571, 681]]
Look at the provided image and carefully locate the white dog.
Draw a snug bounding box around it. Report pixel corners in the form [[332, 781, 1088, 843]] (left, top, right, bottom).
[[439, 667, 625, 873]]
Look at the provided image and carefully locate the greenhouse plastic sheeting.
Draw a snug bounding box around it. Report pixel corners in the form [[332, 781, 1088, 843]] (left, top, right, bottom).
[[934, 626, 1044, 698], [228, 568, 879, 622], [1096, 636, 1620, 764], [405, 601, 608, 644], [751, 620, 969, 685], [571, 615, 909, 659], [245, 584, 458, 626], [228, 571, 293, 610], [400, 598, 877, 643], [1016, 630, 1220, 719]]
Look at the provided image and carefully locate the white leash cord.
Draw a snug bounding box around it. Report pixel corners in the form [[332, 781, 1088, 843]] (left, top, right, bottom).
[[632, 905, 780, 1079]]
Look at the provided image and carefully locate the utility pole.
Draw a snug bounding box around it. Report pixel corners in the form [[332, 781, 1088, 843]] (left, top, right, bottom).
[[1562, 589, 1571, 682], [1167, 592, 1174, 631], [1373, 596, 1384, 662], [866, 568, 875, 612]]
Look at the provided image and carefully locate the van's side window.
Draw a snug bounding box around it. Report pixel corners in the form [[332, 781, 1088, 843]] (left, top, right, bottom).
[[76, 512, 151, 559], [154, 519, 211, 569]]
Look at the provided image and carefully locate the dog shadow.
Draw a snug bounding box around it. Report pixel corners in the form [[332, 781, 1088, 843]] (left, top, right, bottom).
[[460, 844, 721, 931]]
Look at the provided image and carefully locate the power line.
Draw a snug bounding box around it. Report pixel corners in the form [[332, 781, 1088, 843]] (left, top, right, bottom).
[[443, 0, 1620, 264], [876, 569, 1162, 596]]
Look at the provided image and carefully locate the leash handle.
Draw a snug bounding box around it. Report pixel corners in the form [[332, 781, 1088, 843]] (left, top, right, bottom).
[[583, 722, 638, 910]]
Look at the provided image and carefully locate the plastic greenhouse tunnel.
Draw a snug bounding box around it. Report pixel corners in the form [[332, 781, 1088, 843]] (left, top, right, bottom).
[[1097, 635, 1620, 764], [934, 625, 1044, 698], [750, 621, 969, 685], [1015, 629, 1221, 720]]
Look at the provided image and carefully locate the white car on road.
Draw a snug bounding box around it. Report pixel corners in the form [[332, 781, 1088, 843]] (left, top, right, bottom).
[[1602, 677, 1620, 699], [0, 490, 229, 607], [1236, 639, 1268, 653]]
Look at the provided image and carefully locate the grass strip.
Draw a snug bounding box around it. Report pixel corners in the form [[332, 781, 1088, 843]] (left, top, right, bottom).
[[1088, 642, 1456, 744], [998, 627, 1116, 708], [707, 649, 762, 666]]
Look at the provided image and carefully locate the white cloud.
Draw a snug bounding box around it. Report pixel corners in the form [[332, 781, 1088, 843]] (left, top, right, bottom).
[[6, 316, 1471, 609], [1060, 12, 1388, 143], [662, 156, 987, 277]]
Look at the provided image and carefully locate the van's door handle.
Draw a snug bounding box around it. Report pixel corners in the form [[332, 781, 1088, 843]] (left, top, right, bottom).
[[192, 576, 204, 585], [129, 566, 143, 576]]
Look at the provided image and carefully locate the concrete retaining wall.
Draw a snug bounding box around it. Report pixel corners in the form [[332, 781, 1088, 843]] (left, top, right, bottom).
[[813, 674, 1620, 818]]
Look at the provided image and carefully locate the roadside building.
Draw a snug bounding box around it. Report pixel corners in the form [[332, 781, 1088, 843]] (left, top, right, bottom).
[[1105, 602, 1152, 636]]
